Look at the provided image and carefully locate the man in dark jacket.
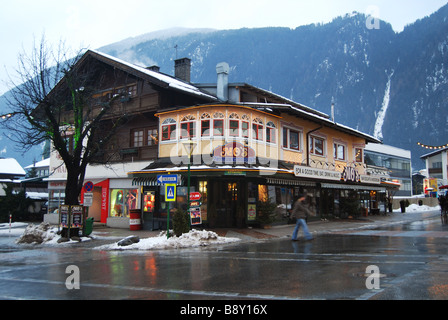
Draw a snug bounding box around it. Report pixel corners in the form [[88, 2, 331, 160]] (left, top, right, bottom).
[[291, 194, 314, 241]]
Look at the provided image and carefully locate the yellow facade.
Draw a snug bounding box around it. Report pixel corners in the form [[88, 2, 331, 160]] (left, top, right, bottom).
[[156, 104, 367, 175]]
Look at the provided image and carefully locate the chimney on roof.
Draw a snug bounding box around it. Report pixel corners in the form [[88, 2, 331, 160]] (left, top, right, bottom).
[[174, 57, 191, 82], [146, 65, 160, 72], [216, 62, 229, 101]]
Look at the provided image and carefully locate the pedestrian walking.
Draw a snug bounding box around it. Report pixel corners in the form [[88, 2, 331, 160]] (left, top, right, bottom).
[[291, 194, 314, 241]]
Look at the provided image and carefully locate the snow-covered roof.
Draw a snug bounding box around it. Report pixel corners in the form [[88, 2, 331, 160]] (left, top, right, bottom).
[[88, 49, 218, 101], [24, 158, 50, 170], [0, 158, 26, 176], [86, 50, 378, 144]]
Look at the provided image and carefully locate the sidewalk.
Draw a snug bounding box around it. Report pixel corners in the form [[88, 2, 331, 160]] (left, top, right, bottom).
[[91, 210, 442, 242]]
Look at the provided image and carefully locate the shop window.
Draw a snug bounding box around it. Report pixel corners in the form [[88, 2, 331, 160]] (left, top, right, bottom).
[[48, 189, 65, 214], [282, 127, 301, 151], [213, 112, 225, 137], [199, 181, 208, 204], [242, 121, 249, 138], [180, 115, 196, 139], [310, 135, 325, 156], [147, 128, 158, 146], [228, 113, 240, 137], [266, 121, 276, 144], [258, 185, 269, 202], [201, 113, 211, 137], [161, 118, 176, 141], [110, 189, 139, 218], [334, 143, 346, 161], [228, 182, 238, 201], [355, 147, 363, 162], [142, 191, 155, 213], [113, 84, 138, 98], [181, 121, 196, 139], [131, 129, 144, 147], [131, 127, 158, 147], [213, 119, 224, 136], [126, 84, 138, 97], [242, 115, 250, 138], [252, 118, 264, 141], [229, 120, 239, 136], [201, 120, 210, 136]]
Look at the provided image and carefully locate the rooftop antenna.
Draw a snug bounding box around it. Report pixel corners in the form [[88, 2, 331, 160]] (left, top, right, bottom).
[[174, 44, 178, 59]]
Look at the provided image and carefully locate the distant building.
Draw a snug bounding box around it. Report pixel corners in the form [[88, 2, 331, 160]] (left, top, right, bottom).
[[420, 147, 448, 195], [364, 144, 412, 196], [22, 158, 50, 204], [24, 158, 50, 179], [0, 158, 26, 196]]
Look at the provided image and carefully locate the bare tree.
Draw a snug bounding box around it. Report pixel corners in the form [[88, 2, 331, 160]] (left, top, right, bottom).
[[3, 35, 127, 205]]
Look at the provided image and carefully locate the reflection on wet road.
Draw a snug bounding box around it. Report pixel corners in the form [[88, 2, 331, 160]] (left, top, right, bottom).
[[1, 215, 448, 300]]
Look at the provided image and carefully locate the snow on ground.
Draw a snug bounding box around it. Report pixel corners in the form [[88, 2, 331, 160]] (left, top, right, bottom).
[[94, 230, 241, 251], [393, 204, 440, 213], [5, 222, 240, 250], [0, 222, 28, 236]]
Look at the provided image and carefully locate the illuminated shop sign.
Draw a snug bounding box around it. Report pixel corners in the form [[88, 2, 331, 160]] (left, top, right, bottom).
[[213, 142, 256, 164], [341, 166, 361, 183], [294, 166, 342, 181], [295, 165, 381, 185]]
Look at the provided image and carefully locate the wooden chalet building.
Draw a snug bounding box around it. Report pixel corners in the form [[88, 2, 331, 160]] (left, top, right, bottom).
[[45, 52, 388, 229], [45, 50, 216, 227]]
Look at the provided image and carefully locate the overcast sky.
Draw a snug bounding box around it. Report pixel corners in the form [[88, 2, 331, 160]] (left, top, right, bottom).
[[1, 0, 447, 95]]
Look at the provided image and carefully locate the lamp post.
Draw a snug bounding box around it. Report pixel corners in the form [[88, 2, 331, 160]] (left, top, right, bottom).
[[182, 140, 197, 228]]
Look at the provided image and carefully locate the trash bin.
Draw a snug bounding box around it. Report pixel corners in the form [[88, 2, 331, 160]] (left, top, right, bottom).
[[130, 209, 142, 231], [84, 217, 94, 236]]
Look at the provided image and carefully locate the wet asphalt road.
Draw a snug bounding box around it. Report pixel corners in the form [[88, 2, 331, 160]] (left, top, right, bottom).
[[1, 213, 448, 301]]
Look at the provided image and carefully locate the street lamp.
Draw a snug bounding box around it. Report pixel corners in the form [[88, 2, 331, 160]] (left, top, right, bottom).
[[182, 140, 197, 228]]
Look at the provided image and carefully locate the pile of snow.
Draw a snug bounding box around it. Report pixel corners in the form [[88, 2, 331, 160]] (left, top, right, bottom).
[[393, 204, 441, 213], [15, 223, 91, 245], [95, 229, 240, 251], [16, 223, 58, 244]]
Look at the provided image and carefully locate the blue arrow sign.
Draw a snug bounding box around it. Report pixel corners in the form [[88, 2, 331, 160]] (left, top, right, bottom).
[[157, 174, 178, 185]]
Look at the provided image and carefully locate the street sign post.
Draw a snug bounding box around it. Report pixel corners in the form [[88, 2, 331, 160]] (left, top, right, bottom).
[[164, 183, 177, 239], [165, 184, 177, 202], [157, 175, 178, 185], [83, 193, 93, 207], [84, 181, 94, 192], [189, 192, 202, 201]]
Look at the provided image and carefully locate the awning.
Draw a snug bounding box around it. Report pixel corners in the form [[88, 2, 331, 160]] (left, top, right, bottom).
[[132, 176, 184, 187], [321, 183, 386, 192], [267, 178, 316, 187]]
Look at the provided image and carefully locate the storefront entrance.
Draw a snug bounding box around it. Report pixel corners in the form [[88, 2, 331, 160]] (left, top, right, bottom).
[[142, 189, 157, 230], [208, 179, 247, 228]]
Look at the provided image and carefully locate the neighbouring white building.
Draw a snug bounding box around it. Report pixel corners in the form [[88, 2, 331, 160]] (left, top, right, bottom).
[[421, 147, 448, 194], [364, 144, 412, 196]]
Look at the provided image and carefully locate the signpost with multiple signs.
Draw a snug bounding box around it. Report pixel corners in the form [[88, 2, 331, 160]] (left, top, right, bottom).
[[157, 174, 204, 234], [158, 175, 178, 239]]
